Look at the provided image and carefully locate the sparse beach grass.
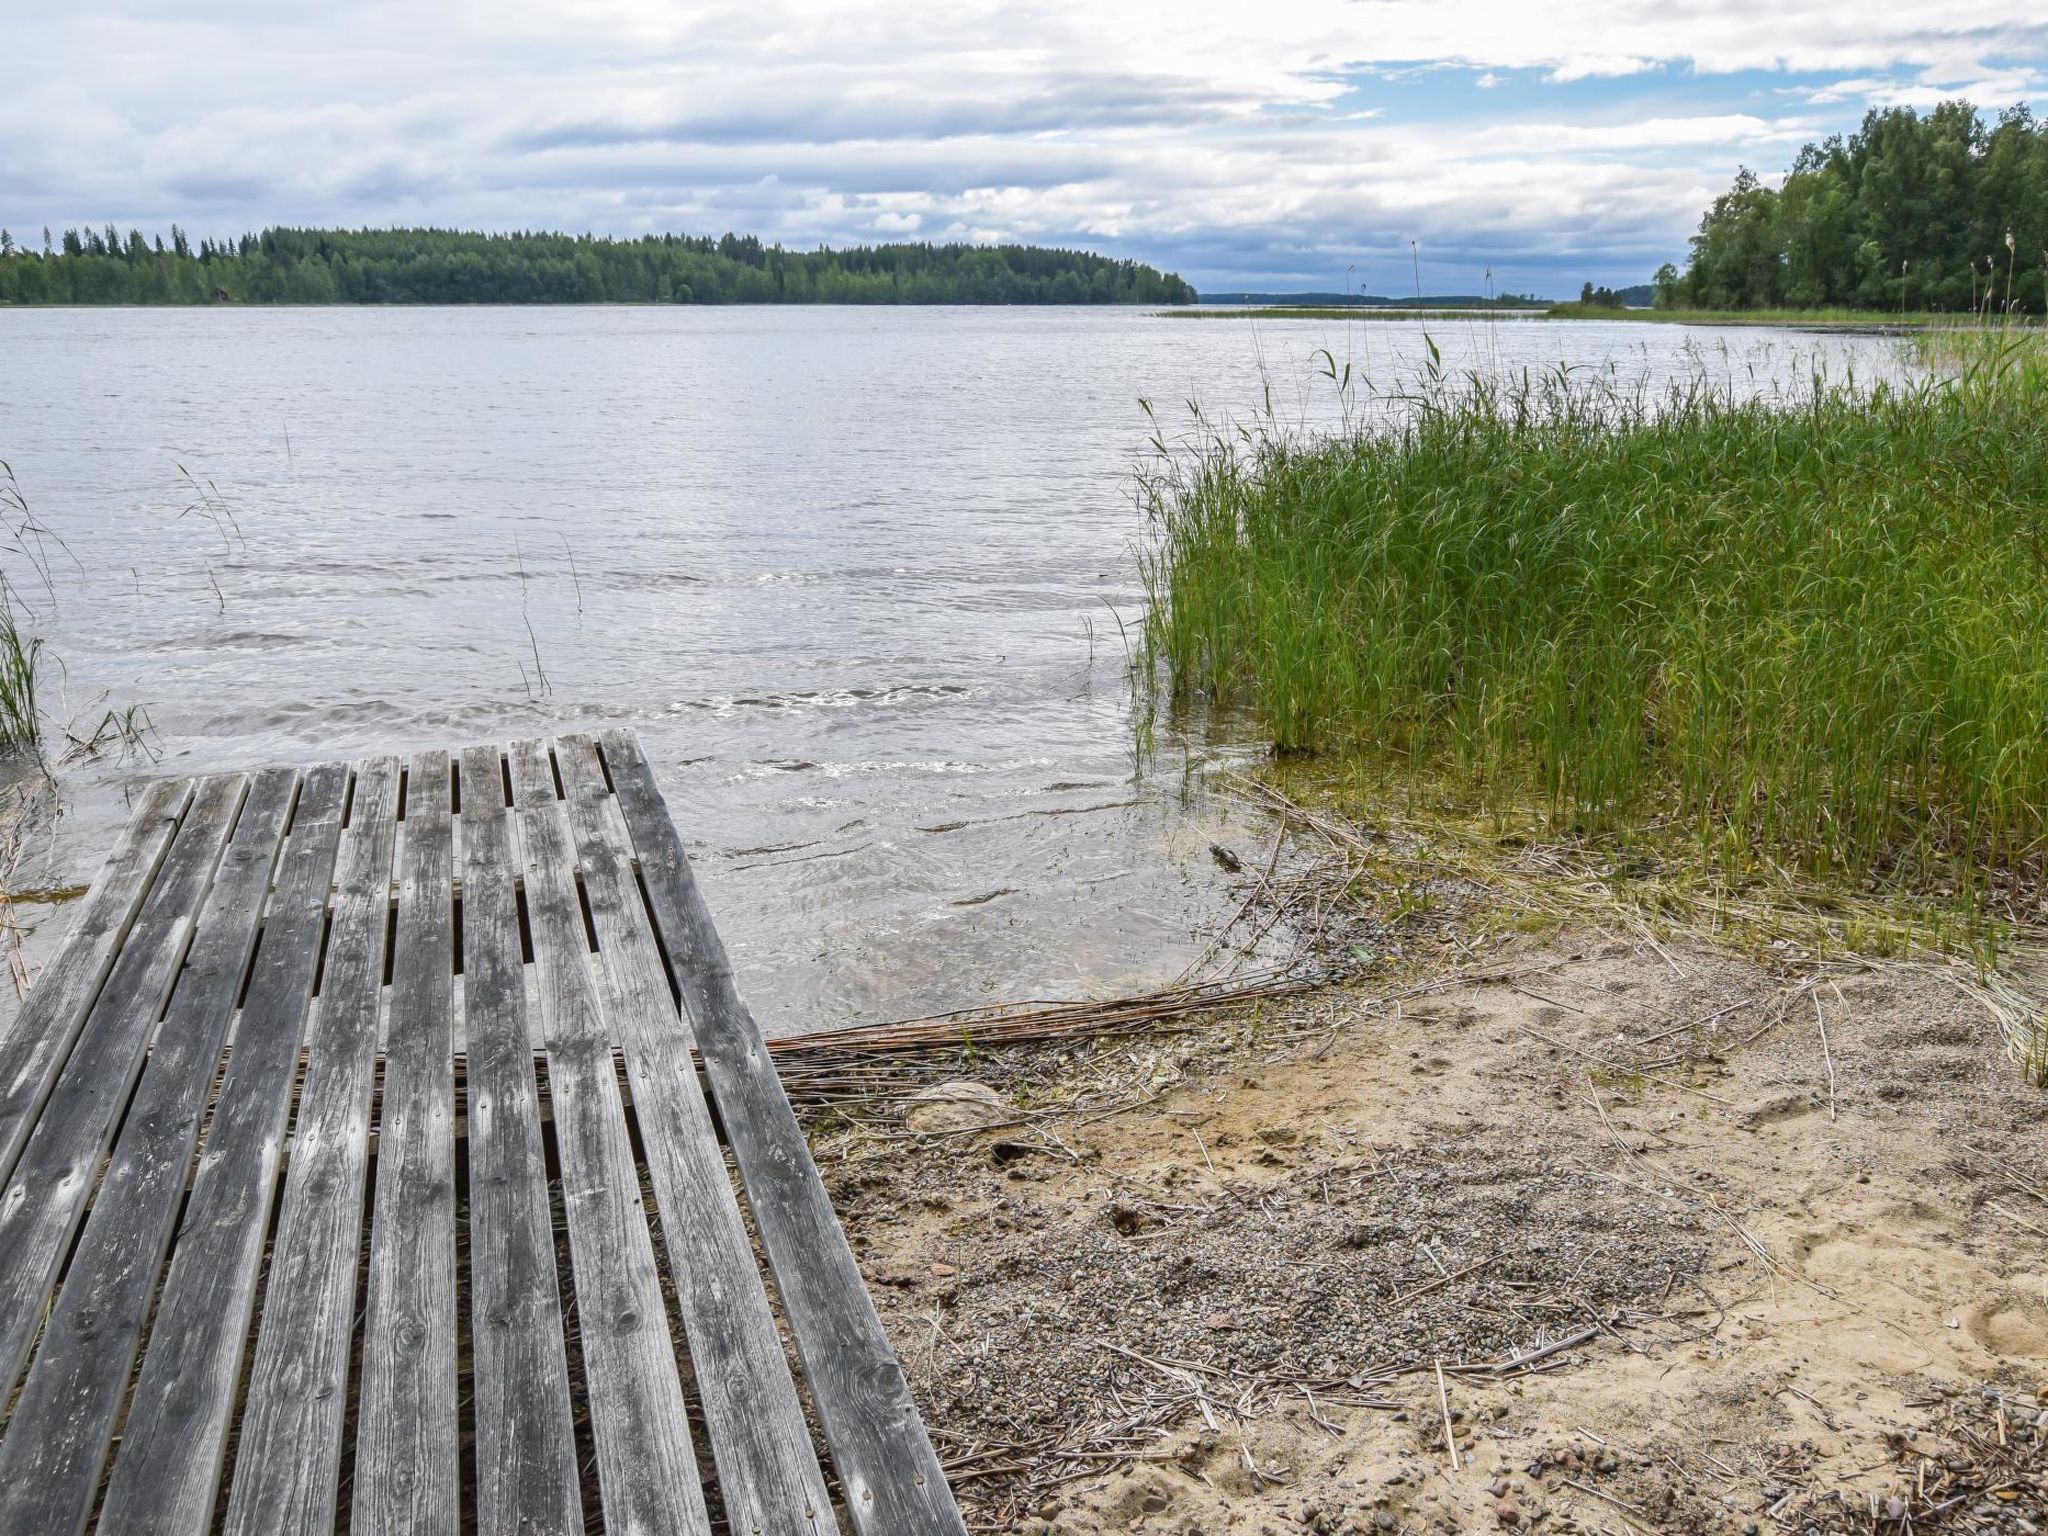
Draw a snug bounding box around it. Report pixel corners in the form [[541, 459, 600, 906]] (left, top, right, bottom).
[[1138, 334, 2048, 1051]]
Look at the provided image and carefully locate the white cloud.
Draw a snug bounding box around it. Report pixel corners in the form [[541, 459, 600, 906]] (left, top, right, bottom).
[[4, 2, 2044, 290], [1547, 56, 1660, 83], [1807, 66, 2047, 108]]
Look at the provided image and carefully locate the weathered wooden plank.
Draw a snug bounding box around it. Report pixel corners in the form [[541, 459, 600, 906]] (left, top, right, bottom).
[[0, 772, 246, 1398], [0, 768, 296, 1535], [554, 733, 838, 1536], [508, 739, 711, 1536], [460, 744, 583, 1536], [0, 776, 191, 1193], [222, 759, 401, 1536], [353, 750, 461, 1536], [95, 764, 349, 1536], [598, 728, 965, 1536]]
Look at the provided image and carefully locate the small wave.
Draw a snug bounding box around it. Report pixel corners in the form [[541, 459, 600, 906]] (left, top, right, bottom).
[[667, 683, 972, 718], [609, 569, 709, 591], [818, 759, 985, 779], [918, 797, 1145, 832], [730, 839, 873, 873], [951, 888, 1018, 907], [159, 628, 307, 651]]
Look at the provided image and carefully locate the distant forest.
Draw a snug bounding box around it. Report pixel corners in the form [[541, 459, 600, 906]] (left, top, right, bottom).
[[1660, 101, 2048, 311], [1575, 282, 1655, 308], [0, 226, 1197, 305]]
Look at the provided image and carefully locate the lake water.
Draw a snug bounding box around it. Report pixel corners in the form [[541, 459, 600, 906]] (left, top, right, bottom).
[[0, 307, 1903, 1034]]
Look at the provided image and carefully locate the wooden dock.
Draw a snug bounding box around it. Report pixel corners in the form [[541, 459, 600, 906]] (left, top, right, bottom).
[[0, 730, 964, 1536]]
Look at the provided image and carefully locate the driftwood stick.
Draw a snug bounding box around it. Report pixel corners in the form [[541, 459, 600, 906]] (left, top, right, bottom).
[[1812, 988, 1838, 1122], [1434, 1359, 1459, 1471], [1451, 1323, 1603, 1376], [1389, 1253, 1497, 1309]]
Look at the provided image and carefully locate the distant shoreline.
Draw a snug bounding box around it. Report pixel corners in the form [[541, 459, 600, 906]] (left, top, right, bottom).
[[1159, 303, 2015, 330], [1161, 305, 1549, 320], [3, 300, 2001, 335], [0, 298, 1186, 310], [0, 227, 1196, 306]]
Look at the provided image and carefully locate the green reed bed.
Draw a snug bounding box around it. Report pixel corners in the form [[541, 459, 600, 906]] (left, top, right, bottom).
[[1139, 342, 2048, 897]]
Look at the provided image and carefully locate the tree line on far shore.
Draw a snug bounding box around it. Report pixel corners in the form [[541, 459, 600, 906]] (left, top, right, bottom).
[[0, 226, 1197, 306], [1657, 101, 2048, 312]]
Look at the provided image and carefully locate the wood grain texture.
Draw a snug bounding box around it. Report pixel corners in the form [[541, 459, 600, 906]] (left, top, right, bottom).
[[598, 729, 966, 1536], [0, 768, 296, 1536], [96, 764, 349, 1536], [0, 775, 190, 1191], [460, 743, 583, 1536], [509, 739, 711, 1536], [353, 750, 461, 1536], [0, 734, 954, 1536], [554, 733, 838, 1536], [0, 772, 246, 1399], [223, 759, 402, 1536]]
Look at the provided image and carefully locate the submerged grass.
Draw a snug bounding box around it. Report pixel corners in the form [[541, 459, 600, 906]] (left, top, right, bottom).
[[1139, 334, 2048, 919]]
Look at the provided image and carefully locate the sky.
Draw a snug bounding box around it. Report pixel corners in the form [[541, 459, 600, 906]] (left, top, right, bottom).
[[5, 2, 2045, 297]]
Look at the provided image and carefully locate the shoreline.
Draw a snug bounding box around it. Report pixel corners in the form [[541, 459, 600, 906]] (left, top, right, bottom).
[[829, 925, 2048, 1532], [1158, 305, 2004, 330]]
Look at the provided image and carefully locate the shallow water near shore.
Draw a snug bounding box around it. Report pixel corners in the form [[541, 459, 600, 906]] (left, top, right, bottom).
[[0, 306, 1903, 1034]]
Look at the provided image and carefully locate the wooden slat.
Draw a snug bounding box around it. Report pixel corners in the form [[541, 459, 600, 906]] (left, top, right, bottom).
[[0, 768, 296, 1536], [353, 750, 461, 1535], [460, 744, 582, 1536], [0, 772, 247, 1397], [0, 733, 961, 1536], [0, 775, 190, 1191], [97, 764, 349, 1536], [223, 759, 401, 1536], [554, 734, 838, 1536], [598, 728, 966, 1536], [508, 739, 711, 1536]]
